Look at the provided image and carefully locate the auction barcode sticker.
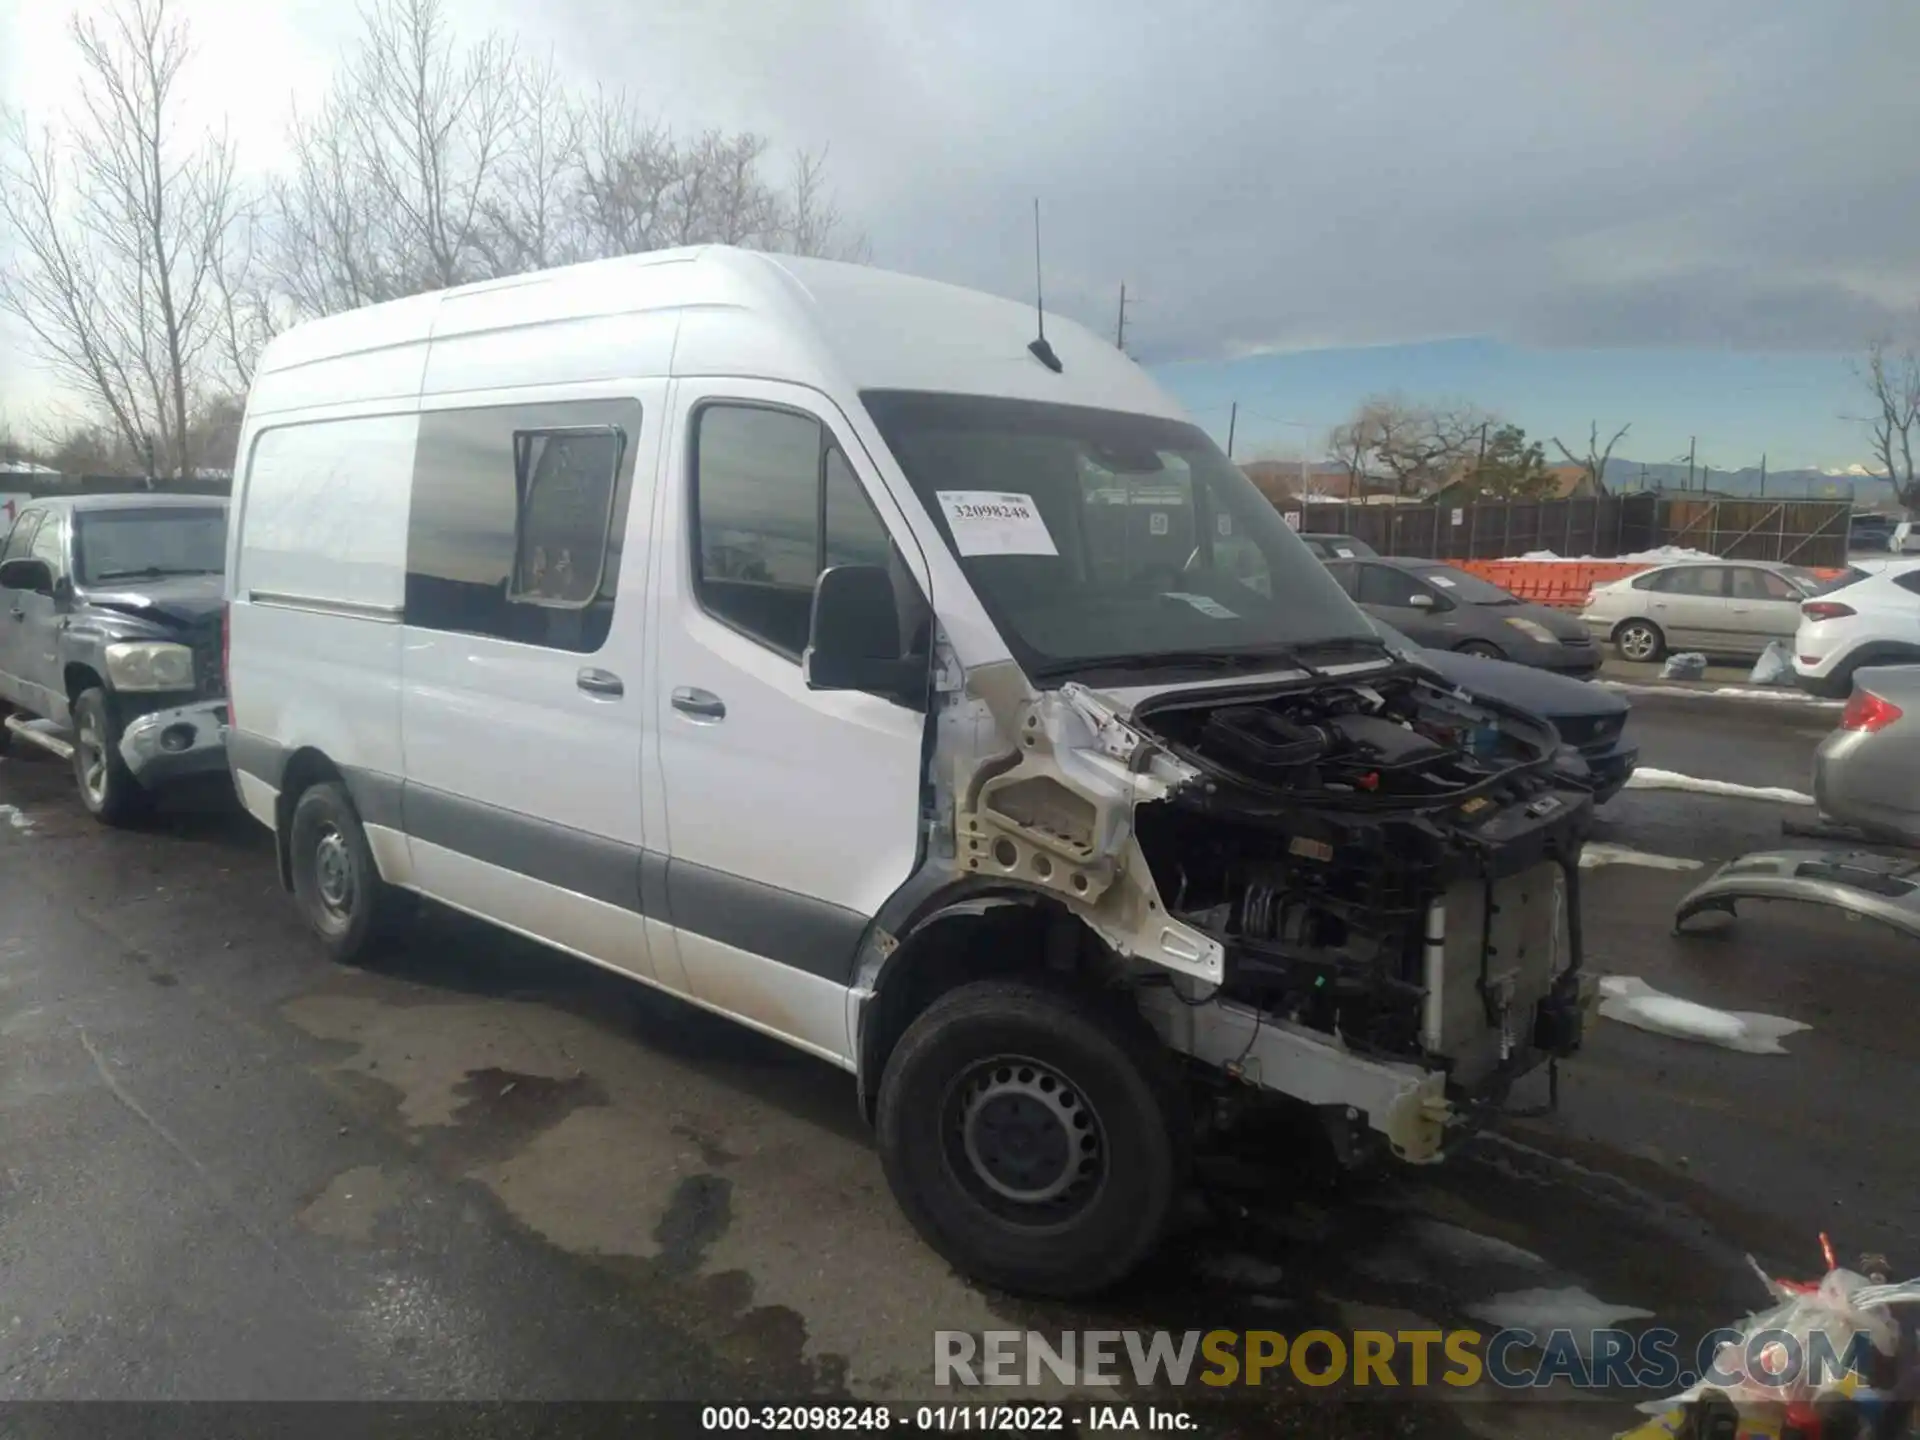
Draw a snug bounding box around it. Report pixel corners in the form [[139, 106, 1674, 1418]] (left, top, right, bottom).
[[935, 491, 1059, 557]]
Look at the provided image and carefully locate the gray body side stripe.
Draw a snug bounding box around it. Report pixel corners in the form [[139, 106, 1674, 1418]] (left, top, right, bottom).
[[231, 732, 866, 984]]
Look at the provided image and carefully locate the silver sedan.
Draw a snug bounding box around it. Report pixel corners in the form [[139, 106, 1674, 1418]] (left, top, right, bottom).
[[1814, 664, 1920, 845], [1582, 559, 1828, 662]]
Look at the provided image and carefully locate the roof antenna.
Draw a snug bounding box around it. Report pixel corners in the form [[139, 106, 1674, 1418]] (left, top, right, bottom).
[[1026, 198, 1063, 373]]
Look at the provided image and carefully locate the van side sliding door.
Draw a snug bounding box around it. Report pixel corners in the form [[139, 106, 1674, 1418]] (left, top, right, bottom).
[[646, 380, 933, 1067], [398, 388, 666, 983]]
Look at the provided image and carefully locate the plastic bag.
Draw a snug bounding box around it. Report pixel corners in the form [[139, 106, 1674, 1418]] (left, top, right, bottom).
[[1637, 1266, 1907, 1415], [1661, 652, 1709, 681], [1749, 640, 1794, 686]]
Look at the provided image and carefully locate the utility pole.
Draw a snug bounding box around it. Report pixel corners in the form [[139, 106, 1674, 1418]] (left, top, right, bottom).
[[1115, 284, 1129, 351], [1686, 436, 1696, 493], [1225, 401, 1238, 461], [1759, 452, 1767, 497]]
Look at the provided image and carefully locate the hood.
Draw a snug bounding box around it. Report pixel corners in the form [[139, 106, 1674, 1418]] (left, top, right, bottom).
[[76, 573, 223, 628], [1415, 647, 1625, 721]]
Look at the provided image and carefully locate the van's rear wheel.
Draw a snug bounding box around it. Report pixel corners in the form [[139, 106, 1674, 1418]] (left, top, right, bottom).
[[876, 978, 1185, 1298], [289, 781, 407, 962]]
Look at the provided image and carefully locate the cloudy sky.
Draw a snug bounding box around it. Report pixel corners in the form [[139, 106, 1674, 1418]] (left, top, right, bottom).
[[5, 0, 1917, 473]]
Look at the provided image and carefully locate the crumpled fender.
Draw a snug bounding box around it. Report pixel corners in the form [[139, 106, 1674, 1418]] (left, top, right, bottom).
[[1673, 848, 1920, 938]]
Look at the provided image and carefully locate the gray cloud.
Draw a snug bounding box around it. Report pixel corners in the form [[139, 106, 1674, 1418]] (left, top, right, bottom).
[[508, 0, 1920, 361]]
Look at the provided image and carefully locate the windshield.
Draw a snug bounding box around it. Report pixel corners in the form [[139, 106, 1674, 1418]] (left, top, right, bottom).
[[1417, 565, 1520, 605], [861, 391, 1377, 676], [74, 508, 227, 585]]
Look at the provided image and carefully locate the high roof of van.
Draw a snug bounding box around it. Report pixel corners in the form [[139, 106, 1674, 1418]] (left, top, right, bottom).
[[247, 247, 1185, 424]]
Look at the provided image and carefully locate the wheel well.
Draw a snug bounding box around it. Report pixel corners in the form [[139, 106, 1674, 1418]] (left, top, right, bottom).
[[1611, 616, 1660, 639], [855, 898, 1129, 1125], [273, 748, 343, 890], [64, 663, 102, 701]]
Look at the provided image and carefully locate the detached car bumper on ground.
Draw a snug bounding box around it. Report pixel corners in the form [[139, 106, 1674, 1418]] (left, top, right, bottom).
[[117, 698, 230, 788]]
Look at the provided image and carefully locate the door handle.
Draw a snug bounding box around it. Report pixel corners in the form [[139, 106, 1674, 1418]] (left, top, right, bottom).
[[576, 667, 624, 698], [671, 686, 726, 721]]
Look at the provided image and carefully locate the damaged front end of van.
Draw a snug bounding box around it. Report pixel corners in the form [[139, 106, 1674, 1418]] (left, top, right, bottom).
[[858, 650, 1597, 1169]]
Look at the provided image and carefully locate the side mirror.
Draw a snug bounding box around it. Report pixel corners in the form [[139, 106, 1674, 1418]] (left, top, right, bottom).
[[803, 564, 923, 702], [0, 557, 53, 595], [1407, 591, 1437, 610]]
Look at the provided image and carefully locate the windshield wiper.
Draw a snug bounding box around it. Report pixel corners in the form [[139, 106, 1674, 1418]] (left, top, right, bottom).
[[90, 566, 220, 581]]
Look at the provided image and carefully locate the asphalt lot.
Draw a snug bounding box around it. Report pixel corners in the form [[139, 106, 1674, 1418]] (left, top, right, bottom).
[[2, 687, 1914, 1435]]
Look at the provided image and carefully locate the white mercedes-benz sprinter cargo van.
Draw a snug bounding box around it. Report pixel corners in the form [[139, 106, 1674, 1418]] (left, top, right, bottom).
[[224, 247, 1594, 1296]]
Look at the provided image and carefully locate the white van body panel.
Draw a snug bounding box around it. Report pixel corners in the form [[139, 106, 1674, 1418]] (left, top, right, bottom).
[[229, 411, 417, 823], [224, 246, 1212, 1073]]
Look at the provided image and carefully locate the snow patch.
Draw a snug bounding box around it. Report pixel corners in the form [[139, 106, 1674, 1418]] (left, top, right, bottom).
[[0, 804, 32, 832], [1406, 1220, 1551, 1273], [1579, 843, 1702, 872], [1598, 976, 1809, 1055], [1596, 680, 1841, 707], [1506, 546, 1719, 564], [1465, 1287, 1655, 1349], [1623, 768, 1813, 805]]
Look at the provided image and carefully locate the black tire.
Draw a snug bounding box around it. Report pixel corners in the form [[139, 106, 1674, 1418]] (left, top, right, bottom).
[[71, 688, 148, 825], [288, 781, 408, 962], [1613, 618, 1666, 664], [0, 703, 13, 756], [1455, 639, 1505, 659], [876, 978, 1186, 1299]]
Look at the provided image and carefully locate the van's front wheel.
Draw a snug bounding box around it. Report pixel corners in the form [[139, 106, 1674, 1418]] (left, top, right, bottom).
[[289, 782, 407, 962], [876, 978, 1185, 1298]]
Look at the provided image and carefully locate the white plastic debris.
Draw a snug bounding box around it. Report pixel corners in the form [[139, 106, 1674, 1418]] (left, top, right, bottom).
[[1749, 640, 1795, 686], [1660, 652, 1709, 680], [1622, 768, 1814, 805], [1579, 843, 1703, 872], [1465, 1287, 1655, 1350], [1598, 976, 1809, 1054]]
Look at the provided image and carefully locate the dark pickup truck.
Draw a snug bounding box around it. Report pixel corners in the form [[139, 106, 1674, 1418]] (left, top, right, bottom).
[[0, 494, 229, 823]]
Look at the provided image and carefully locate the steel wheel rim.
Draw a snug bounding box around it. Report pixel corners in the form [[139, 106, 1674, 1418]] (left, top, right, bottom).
[[1621, 625, 1655, 660], [76, 712, 107, 803], [313, 825, 356, 919], [943, 1054, 1107, 1221]]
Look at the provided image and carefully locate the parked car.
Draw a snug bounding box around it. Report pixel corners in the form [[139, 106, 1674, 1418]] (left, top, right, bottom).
[[221, 246, 1594, 1298], [1792, 561, 1920, 697], [1298, 532, 1376, 560], [1849, 513, 1897, 554], [1581, 559, 1833, 663], [1369, 617, 1637, 801], [0, 494, 230, 822], [1811, 665, 1920, 844], [1324, 555, 1601, 676]]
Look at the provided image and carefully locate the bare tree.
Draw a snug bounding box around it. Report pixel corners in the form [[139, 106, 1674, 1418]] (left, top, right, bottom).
[[476, 53, 583, 275], [269, 0, 516, 314], [1326, 396, 1489, 497], [0, 0, 240, 476], [1551, 421, 1631, 497], [1852, 338, 1920, 507]]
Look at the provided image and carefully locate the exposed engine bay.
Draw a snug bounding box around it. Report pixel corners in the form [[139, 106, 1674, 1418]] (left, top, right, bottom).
[[892, 652, 1599, 1165], [1128, 670, 1593, 1100]]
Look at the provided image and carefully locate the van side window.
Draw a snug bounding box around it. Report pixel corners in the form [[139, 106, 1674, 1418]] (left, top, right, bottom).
[[693, 403, 919, 661], [406, 398, 639, 653]]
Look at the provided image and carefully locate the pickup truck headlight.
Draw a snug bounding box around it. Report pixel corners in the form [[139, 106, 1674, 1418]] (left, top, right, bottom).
[[103, 641, 196, 692], [1504, 616, 1557, 644]]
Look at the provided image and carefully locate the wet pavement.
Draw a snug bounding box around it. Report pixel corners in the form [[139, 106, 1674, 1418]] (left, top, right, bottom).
[[1, 689, 1913, 1435]]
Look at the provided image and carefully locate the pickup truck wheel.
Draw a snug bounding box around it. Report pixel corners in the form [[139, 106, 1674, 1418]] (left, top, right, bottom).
[[71, 688, 148, 825], [289, 781, 407, 962], [876, 978, 1185, 1298]]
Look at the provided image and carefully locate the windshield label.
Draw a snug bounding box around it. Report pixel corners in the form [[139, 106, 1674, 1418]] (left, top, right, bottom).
[[1429, 574, 1457, 588], [936, 491, 1058, 557], [1163, 591, 1239, 619]]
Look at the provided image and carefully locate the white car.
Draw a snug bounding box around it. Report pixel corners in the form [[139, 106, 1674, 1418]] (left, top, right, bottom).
[[1792, 561, 1920, 697]]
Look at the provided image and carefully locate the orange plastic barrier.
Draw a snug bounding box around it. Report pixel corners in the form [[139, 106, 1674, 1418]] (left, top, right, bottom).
[[1452, 560, 1852, 610]]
